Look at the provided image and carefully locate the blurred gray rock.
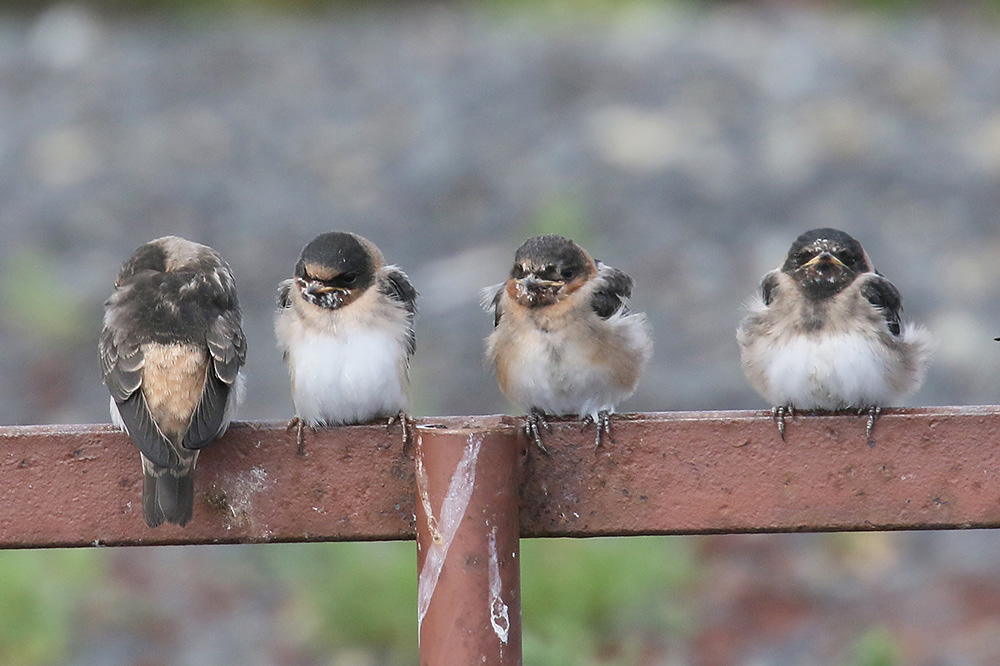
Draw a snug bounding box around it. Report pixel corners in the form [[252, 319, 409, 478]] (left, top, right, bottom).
[[4, 3, 1000, 427]]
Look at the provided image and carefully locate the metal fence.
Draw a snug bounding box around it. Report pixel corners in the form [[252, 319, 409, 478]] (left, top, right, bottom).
[[3, 406, 997, 663]]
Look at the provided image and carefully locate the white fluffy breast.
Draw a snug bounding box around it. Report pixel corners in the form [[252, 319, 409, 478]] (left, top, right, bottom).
[[759, 331, 894, 409], [502, 326, 619, 419], [275, 280, 413, 426], [285, 327, 409, 426], [490, 307, 651, 420]]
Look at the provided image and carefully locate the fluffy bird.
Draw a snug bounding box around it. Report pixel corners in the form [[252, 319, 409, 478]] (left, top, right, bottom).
[[483, 234, 653, 450], [274, 232, 417, 450], [737, 227, 932, 443], [100, 236, 247, 527]]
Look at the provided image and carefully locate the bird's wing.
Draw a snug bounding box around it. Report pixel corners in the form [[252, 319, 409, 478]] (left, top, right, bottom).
[[860, 273, 903, 336], [760, 271, 780, 306], [276, 279, 294, 309], [182, 309, 247, 449], [590, 262, 634, 319], [379, 267, 419, 358], [99, 326, 180, 468], [479, 282, 505, 328]]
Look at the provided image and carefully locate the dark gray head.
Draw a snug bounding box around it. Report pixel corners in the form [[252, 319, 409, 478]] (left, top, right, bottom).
[[507, 234, 596, 308], [109, 236, 240, 345], [781, 228, 872, 300], [116, 236, 227, 287], [294, 232, 380, 310]]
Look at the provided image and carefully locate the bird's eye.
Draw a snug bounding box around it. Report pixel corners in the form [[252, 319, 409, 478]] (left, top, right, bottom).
[[341, 272, 359, 285], [560, 267, 575, 280]]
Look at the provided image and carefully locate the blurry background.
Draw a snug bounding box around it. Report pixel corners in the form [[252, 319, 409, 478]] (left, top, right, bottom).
[[3, 0, 1000, 664]]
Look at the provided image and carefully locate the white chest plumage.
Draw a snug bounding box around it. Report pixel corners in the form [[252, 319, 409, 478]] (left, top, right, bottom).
[[287, 327, 408, 426], [738, 270, 932, 411], [494, 306, 650, 420], [758, 330, 893, 410], [502, 324, 620, 419], [276, 282, 411, 426]]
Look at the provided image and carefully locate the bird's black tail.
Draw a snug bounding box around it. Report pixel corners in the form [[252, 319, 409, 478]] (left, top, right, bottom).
[[142, 467, 195, 527]]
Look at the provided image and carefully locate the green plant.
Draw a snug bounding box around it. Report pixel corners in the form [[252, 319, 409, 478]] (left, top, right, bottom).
[[523, 192, 593, 246], [0, 549, 102, 666], [261, 541, 419, 664], [850, 627, 899, 666], [521, 536, 695, 666], [255, 535, 694, 665]]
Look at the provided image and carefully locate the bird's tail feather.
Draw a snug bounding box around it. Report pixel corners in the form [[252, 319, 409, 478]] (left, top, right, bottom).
[[142, 468, 194, 527]]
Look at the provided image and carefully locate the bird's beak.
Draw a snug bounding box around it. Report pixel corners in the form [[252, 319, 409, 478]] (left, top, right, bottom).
[[297, 278, 350, 302], [801, 252, 846, 270], [296, 278, 340, 296], [515, 275, 565, 306], [517, 275, 563, 294], [306, 283, 339, 295]]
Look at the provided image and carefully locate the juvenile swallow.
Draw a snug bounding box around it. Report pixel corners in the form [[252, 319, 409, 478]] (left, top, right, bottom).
[[274, 232, 417, 451], [482, 234, 653, 450], [100, 236, 247, 528], [737, 227, 932, 444]]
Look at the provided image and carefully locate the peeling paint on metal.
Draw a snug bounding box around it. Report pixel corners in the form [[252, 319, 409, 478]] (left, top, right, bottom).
[[487, 525, 510, 644], [417, 433, 483, 635], [415, 444, 441, 544], [211, 465, 274, 532]]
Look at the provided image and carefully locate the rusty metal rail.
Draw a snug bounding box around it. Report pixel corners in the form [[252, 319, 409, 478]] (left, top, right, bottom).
[[415, 424, 522, 665], [4, 406, 1000, 665], [3, 406, 1000, 548]]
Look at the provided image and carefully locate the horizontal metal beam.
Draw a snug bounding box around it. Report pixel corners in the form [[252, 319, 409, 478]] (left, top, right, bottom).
[[2, 406, 999, 548]]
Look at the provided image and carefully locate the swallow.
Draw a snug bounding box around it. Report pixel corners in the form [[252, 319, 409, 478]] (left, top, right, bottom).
[[100, 236, 247, 528], [482, 234, 653, 450], [274, 232, 417, 452], [737, 227, 933, 444]]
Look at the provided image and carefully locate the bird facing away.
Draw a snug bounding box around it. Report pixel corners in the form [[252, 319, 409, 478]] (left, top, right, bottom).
[[100, 236, 247, 528], [274, 232, 417, 450], [736, 227, 932, 443], [482, 234, 653, 450]]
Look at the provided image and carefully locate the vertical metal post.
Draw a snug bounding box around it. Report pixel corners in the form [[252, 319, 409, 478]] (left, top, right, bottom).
[[415, 424, 523, 666]]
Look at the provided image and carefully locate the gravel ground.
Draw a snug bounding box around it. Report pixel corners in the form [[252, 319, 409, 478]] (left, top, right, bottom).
[[3, 2, 1000, 664], [4, 2, 1000, 427]]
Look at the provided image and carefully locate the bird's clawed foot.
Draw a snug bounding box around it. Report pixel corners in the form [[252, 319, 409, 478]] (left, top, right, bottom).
[[582, 410, 614, 449], [525, 408, 551, 453], [860, 405, 881, 447], [771, 404, 795, 441], [287, 416, 309, 456], [387, 411, 414, 447]]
